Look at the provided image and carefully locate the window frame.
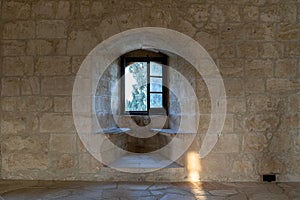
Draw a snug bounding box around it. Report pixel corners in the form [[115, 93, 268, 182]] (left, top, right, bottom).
[[121, 56, 168, 116]]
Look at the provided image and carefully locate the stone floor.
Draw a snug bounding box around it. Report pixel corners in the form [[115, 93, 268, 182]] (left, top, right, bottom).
[[0, 180, 299, 200]]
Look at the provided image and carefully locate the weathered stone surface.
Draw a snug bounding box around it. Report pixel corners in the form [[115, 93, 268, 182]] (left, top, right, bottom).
[[67, 30, 99, 55], [54, 97, 72, 113], [41, 76, 74, 95], [245, 114, 280, 132], [79, 153, 102, 173], [237, 42, 258, 58], [35, 56, 71, 75], [50, 134, 76, 153], [2, 135, 49, 153], [243, 134, 268, 153], [3, 57, 34, 76], [2, 153, 49, 172], [1, 114, 26, 134], [2, 40, 26, 56], [40, 113, 74, 132], [258, 42, 283, 58], [242, 6, 259, 21], [218, 59, 244, 78], [275, 59, 297, 77], [3, 21, 34, 39], [37, 20, 67, 38], [2, 1, 31, 19], [27, 39, 67, 55], [245, 59, 273, 77], [1, 77, 20, 96], [32, 0, 72, 19], [224, 79, 244, 97], [16, 97, 53, 112], [247, 95, 283, 113], [213, 134, 240, 153], [21, 77, 40, 95], [55, 154, 76, 170]]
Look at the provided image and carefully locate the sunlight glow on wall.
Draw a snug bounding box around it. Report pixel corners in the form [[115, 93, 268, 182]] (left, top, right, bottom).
[[186, 151, 201, 182]]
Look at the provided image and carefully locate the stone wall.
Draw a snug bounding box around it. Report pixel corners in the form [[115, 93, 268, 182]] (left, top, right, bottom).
[[0, 0, 299, 182]]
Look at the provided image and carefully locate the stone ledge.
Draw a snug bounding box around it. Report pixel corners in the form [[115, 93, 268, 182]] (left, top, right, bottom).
[[96, 128, 131, 134]]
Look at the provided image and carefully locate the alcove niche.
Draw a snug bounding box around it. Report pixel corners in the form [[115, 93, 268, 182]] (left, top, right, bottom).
[[94, 49, 209, 169]]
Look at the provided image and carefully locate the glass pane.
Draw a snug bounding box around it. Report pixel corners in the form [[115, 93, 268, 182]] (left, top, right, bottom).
[[150, 77, 162, 92], [150, 93, 163, 108], [125, 62, 148, 111], [150, 62, 162, 76]]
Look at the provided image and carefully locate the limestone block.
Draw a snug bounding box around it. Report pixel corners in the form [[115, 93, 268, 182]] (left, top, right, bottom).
[[3, 56, 34, 77], [40, 113, 75, 132], [55, 154, 76, 170], [94, 17, 121, 40], [247, 95, 283, 113], [237, 42, 258, 58], [2, 40, 26, 56], [243, 134, 267, 153], [32, 0, 71, 19], [245, 114, 280, 132], [79, 153, 102, 173], [245, 78, 265, 93], [224, 78, 244, 97], [295, 134, 300, 154], [285, 42, 300, 56], [260, 156, 284, 174], [3, 21, 35, 39], [2, 1, 31, 19], [16, 97, 53, 112], [245, 59, 273, 78], [243, 23, 276, 41], [56, 1, 72, 19], [227, 98, 246, 114], [232, 160, 255, 177], [219, 59, 244, 78], [275, 59, 297, 77], [21, 77, 40, 95], [1, 97, 17, 112], [186, 4, 210, 23], [79, 0, 90, 18], [2, 135, 49, 153], [71, 56, 85, 74], [266, 78, 299, 92], [1, 114, 26, 134], [35, 56, 71, 75], [213, 134, 240, 153], [223, 5, 241, 22], [219, 24, 244, 42], [90, 1, 106, 18], [242, 6, 259, 21], [194, 32, 217, 58], [32, 0, 56, 18], [27, 39, 66, 55], [2, 153, 49, 172], [41, 76, 74, 95], [67, 30, 99, 55], [218, 44, 236, 58], [1, 77, 20, 96], [116, 10, 143, 31], [269, 132, 292, 153], [142, 9, 171, 28], [288, 93, 300, 112], [50, 134, 76, 153], [201, 154, 231, 178], [37, 20, 67, 39], [280, 4, 297, 23], [281, 113, 299, 129], [258, 42, 283, 58], [210, 5, 225, 23], [260, 5, 281, 22], [54, 97, 72, 113], [278, 24, 300, 41]]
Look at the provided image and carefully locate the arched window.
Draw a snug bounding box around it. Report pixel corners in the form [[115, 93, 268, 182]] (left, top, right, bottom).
[[121, 50, 168, 115]]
